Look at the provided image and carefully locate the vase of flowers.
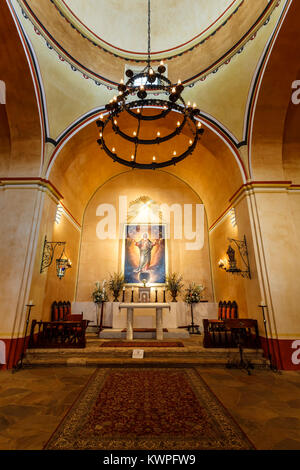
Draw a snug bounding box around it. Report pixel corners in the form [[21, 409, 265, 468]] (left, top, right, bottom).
[[184, 283, 205, 334], [108, 272, 125, 302], [92, 280, 108, 304], [92, 281, 108, 330], [165, 273, 184, 302]]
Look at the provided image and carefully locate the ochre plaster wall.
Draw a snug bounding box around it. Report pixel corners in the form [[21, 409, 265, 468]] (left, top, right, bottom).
[[209, 215, 248, 316], [29, 196, 81, 322], [0, 187, 40, 337], [254, 191, 300, 338], [76, 171, 213, 302]]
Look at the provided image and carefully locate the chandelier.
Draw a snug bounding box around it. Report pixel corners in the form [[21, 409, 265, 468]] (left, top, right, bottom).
[[96, 0, 204, 169]]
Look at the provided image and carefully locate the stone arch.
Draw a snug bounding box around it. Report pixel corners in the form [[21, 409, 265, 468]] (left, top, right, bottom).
[[250, 0, 300, 181], [0, 2, 42, 176]]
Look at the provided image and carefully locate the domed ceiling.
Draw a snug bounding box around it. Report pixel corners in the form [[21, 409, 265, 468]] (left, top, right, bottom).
[[19, 0, 275, 85], [56, 0, 241, 57]]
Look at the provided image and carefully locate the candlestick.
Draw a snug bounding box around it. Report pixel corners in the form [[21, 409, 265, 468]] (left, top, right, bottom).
[[131, 287, 134, 303], [163, 289, 166, 303], [13, 302, 35, 372], [259, 303, 276, 371], [122, 287, 125, 302], [155, 289, 158, 303]]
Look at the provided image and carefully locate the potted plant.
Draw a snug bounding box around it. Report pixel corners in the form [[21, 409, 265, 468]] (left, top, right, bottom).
[[184, 282, 205, 334], [108, 272, 125, 302], [165, 273, 184, 302]]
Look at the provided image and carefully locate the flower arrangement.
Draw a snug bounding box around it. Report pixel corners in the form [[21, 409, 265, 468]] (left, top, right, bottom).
[[92, 280, 108, 304], [184, 282, 205, 304], [108, 272, 125, 302], [165, 273, 184, 302]]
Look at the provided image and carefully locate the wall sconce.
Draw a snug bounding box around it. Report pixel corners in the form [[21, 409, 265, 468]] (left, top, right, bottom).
[[55, 203, 63, 224], [229, 208, 237, 227], [218, 235, 251, 279], [40, 236, 72, 280]]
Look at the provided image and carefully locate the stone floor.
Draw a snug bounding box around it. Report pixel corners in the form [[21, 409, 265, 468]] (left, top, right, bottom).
[[0, 363, 300, 450]]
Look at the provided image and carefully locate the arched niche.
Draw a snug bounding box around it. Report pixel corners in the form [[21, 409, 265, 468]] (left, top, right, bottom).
[[75, 170, 214, 302]]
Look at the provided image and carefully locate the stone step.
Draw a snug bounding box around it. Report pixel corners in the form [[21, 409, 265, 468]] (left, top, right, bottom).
[[24, 346, 267, 368], [23, 356, 268, 369]]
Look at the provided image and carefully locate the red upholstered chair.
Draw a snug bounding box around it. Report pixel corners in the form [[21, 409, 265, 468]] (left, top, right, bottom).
[[221, 302, 227, 320], [51, 301, 59, 322], [66, 314, 83, 321], [57, 302, 64, 321], [225, 301, 232, 319], [62, 302, 68, 320], [66, 301, 71, 316], [218, 301, 223, 320], [231, 301, 238, 319]]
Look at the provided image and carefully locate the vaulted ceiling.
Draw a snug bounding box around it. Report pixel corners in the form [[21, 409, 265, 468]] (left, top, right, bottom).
[[11, 0, 285, 145], [1, 0, 298, 223]]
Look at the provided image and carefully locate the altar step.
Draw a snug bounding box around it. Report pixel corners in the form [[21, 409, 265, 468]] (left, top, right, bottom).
[[24, 339, 267, 369]]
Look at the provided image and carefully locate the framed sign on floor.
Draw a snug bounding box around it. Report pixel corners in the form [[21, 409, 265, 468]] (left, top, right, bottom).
[[123, 224, 167, 285]]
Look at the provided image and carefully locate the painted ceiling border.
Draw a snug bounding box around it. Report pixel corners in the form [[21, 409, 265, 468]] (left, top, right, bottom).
[[51, 0, 243, 61], [17, 0, 280, 88]]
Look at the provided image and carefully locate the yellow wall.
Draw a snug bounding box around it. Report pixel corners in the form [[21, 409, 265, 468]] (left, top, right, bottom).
[[29, 194, 81, 322]]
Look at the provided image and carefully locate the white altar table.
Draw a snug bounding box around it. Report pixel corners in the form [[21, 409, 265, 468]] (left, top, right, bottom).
[[72, 301, 218, 334], [119, 303, 170, 340]]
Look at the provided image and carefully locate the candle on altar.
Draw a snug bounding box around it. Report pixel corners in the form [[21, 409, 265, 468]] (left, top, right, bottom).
[[29, 300, 33, 306]]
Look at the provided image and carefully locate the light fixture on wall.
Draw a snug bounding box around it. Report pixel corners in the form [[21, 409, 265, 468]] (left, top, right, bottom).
[[218, 235, 251, 279], [229, 208, 237, 227], [55, 203, 63, 225], [95, 0, 204, 169], [40, 236, 72, 280]]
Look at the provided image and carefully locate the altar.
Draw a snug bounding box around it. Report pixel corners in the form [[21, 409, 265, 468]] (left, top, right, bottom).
[[120, 303, 170, 340], [71, 301, 218, 337]]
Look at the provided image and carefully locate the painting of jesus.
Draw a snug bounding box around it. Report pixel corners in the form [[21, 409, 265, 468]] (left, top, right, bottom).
[[123, 224, 166, 285]]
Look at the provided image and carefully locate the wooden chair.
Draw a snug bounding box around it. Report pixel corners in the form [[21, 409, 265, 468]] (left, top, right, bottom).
[[231, 301, 238, 319], [225, 301, 232, 319], [203, 318, 260, 349], [51, 301, 59, 322], [57, 301, 64, 321], [218, 301, 223, 320]]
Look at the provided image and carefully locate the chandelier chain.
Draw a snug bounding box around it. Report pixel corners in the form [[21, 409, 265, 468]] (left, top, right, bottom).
[[147, 0, 151, 67], [95, 0, 205, 169], [134, 105, 143, 161]]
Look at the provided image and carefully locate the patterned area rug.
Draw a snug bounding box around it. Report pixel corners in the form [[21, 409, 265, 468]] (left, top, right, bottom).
[[100, 341, 184, 348], [45, 368, 254, 450]]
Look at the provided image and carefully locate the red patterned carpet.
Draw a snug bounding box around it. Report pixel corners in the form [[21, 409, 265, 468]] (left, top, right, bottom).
[[45, 368, 254, 450], [100, 341, 184, 348]]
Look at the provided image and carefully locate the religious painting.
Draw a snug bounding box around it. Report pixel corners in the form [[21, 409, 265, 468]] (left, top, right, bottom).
[[123, 224, 166, 285]]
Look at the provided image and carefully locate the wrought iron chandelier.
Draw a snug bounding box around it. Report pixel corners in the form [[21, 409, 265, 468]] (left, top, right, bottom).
[[96, 0, 204, 169]]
